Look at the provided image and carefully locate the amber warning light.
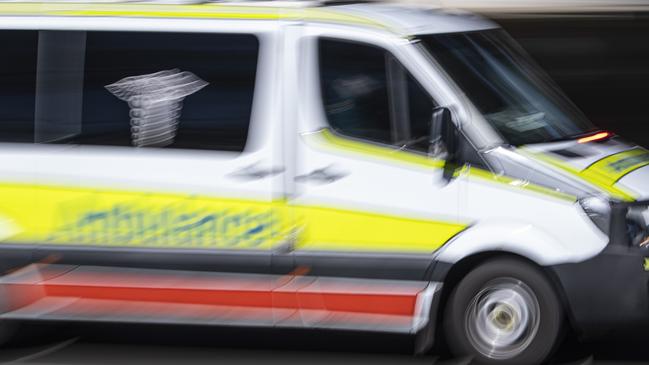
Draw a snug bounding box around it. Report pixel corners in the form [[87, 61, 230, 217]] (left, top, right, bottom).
[[578, 131, 613, 144]]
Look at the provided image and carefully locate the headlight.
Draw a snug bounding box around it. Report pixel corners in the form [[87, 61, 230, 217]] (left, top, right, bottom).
[[628, 207, 649, 248], [579, 196, 611, 235], [582, 198, 649, 248]]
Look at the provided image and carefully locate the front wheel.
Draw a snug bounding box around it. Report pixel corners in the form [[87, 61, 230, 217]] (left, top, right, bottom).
[[443, 258, 563, 364]]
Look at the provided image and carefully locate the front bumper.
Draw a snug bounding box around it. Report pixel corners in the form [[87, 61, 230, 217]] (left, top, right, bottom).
[[551, 245, 649, 338], [551, 199, 649, 338]]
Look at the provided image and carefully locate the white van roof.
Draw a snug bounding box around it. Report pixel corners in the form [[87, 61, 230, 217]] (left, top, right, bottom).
[[330, 3, 496, 35], [0, 1, 497, 36]]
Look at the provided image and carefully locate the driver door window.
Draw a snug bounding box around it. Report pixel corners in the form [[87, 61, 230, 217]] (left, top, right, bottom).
[[319, 38, 436, 152]]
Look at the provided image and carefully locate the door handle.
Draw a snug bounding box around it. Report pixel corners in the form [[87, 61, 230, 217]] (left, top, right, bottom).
[[295, 165, 348, 184], [272, 239, 295, 255], [273, 227, 302, 255], [228, 164, 285, 181]]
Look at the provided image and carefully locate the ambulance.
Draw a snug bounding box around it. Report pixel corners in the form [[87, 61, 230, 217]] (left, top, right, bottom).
[[0, 1, 647, 364]]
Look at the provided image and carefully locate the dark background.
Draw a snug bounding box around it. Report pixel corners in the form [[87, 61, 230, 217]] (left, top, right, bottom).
[[490, 12, 649, 148]]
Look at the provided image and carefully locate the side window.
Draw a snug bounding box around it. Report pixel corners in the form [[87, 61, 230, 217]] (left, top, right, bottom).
[[0, 31, 38, 143], [318, 38, 436, 151], [33, 31, 259, 152], [80, 32, 259, 151], [405, 72, 438, 152], [319, 39, 391, 144]]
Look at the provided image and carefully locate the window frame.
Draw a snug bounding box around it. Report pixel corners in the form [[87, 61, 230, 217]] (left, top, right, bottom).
[[298, 26, 457, 154]]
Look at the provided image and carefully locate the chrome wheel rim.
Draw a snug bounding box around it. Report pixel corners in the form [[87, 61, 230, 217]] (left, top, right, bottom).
[[465, 278, 540, 360]]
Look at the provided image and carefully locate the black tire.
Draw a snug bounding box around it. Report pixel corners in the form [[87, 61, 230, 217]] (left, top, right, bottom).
[[443, 258, 563, 365]]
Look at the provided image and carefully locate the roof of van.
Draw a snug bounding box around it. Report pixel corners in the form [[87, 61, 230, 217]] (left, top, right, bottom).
[[0, 1, 497, 36]]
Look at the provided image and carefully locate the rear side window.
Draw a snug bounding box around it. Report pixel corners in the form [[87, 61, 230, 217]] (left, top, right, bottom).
[[1, 30, 259, 152], [79, 32, 258, 151], [0, 31, 38, 143]]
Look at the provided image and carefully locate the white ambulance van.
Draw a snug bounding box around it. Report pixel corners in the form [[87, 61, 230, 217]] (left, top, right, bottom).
[[0, 1, 647, 364]]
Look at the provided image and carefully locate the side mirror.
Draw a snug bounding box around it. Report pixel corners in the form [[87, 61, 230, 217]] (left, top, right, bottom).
[[429, 107, 459, 181]]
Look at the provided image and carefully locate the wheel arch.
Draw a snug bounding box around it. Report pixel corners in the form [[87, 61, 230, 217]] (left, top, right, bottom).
[[431, 251, 578, 348]]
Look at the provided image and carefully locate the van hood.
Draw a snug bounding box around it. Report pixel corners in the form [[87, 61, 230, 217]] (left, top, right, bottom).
[[519, 137, 649, 201]]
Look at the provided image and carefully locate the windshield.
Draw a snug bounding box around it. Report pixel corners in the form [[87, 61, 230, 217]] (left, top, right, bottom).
[[418, 30, 598, 146]]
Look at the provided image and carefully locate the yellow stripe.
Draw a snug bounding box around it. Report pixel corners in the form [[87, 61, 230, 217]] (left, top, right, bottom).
[[308, 129, 576, 202], [0, 130, 584, 253], [0, 182, 293, 250], [0, 181, 467, 253], [584, 148, 649, 184], [294, 204, 467, 253], [520, 148, 637, 201], [0, 3, 392, 32], [460, 165, 576, 202], [297, 131, 469, 252], [316, 128, 446, 169]]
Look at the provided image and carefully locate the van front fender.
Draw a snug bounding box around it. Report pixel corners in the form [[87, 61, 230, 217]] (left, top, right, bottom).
[[435, 219, 606, 266]]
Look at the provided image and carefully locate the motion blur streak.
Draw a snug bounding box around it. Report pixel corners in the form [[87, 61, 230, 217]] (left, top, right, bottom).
[[0, 264, 437, 333], [578, 131, 613, 144], [475, 3, 649, 149], [0, 1, 647, 363], [106, 69, 209, 148]]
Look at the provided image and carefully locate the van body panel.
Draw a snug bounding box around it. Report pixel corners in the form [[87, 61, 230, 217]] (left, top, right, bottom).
[[0, 1, 646, 352], [437, 176, 609, 266], [520, 139, 649, 200], [618, 166, 649, 200]]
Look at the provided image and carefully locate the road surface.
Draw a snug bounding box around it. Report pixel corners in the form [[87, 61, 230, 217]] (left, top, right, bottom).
[[0, 322, 646, 364]]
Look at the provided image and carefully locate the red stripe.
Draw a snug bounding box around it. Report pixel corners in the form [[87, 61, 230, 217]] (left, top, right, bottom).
[[5, 268, 421, 318], [273, 291, 417, 316], [41, 285, 417, 316], [45, 285, 274, 308]]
